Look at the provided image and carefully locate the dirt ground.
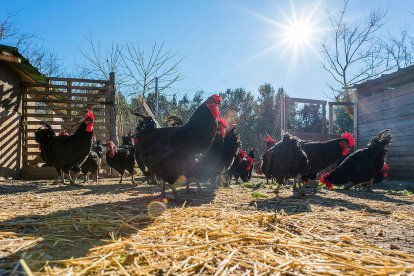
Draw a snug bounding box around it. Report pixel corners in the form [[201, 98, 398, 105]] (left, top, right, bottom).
[[1, 175, 414, 274]]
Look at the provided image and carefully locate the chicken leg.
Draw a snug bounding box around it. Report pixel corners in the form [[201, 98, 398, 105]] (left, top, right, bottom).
[[131, 174, 137, 185], [66, 171, 80, 186], [160, 180, 166, 199], [366, 179, 374, 193], [119, 172, 124, 184]]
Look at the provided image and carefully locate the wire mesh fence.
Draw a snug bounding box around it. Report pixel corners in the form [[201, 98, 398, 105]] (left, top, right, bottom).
[[117, 88, 282, 157], [115, 88, 354, 157]]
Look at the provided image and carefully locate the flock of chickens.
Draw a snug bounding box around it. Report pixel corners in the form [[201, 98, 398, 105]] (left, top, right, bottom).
[[34, 94, 392, 201]]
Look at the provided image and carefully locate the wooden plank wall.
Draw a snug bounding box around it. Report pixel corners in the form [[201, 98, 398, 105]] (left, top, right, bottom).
[[21, 76, 114, 176], [0, 64, 22, 178], [357, 82, 414, 179]]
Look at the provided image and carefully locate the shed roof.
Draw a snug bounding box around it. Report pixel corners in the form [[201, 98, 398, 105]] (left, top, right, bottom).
[[0, 44, 45, 83], [353, 65, 414, 92]]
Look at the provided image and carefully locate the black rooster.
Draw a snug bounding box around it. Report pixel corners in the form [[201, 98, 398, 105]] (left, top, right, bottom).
[[186, 118, 240, 190], [35, 110, 95, 185], [134, 94, 221, 201], [321, 129, 392, 192]]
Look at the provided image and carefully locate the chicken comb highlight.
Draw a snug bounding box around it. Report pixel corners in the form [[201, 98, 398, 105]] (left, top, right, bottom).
[[217, 117, 229, 128], [341, 132, 355, 148], [383, 162, 390, 177], [211, 94, 222, 103], [320, 172, 333, 188], [86, 109, 95, 121], [264, 134, 276, 144], [320, 172, 328, 184]]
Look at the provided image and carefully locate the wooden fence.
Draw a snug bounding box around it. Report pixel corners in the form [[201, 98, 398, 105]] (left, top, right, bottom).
[[281, 95, 353, 141], [20, 73, 116, 178]]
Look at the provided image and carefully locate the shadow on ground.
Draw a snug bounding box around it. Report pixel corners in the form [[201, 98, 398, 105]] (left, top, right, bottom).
[[0, 181, 218, 273]]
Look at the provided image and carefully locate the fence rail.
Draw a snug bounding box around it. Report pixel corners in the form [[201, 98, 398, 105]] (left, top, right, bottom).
[[21, 74, 116, 176]]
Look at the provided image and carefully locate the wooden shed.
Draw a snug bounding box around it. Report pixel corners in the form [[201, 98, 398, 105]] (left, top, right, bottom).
[[0, 45, 45, 179], [1, 44, 117, 180], [353, 65, 414, 181]]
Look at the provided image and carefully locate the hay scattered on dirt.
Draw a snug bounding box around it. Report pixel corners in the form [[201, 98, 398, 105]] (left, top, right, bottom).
[[3, 204, 413, 275]]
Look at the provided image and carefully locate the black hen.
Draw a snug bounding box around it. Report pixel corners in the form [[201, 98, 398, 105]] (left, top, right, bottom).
[[106, 141, 137, 184], [322, 129, 392, 192], [301, 132, 355, 192], [78, 140, 104, 183], [264, 133, 309, 194], [227, 148, 255, 184], [35, 111, 95, 185]]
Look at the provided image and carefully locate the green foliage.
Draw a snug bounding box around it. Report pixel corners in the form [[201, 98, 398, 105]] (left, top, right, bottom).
[[386, 189, 413, 196], [333, 106, 353, 134], [251, 192, 268, 198]]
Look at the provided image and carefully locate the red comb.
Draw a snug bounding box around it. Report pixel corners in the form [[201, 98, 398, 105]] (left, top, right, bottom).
[[86, 109, 94, 121], [383, 163, 390, 172], [320, 172, 334, 189], [341, 132, 355, 148], [239, 149, 247, 158], [265, 134, 276, 143], [211, 94, 222, 103], [217, 117, 229, 128], [320, 172, 329, 184]]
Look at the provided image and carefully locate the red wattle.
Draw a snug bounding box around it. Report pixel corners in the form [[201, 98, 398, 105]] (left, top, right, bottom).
[[86, 123, 93, 133]]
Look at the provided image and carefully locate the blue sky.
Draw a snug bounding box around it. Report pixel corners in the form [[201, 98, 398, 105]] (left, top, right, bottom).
[[1, 0, 413, 99]]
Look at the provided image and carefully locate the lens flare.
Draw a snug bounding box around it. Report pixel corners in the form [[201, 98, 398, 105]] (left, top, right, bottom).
[[147, 201, 167, 218], [172, 175, 187, 189]]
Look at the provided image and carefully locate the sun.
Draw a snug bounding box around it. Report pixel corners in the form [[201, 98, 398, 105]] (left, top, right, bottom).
[[284, 20, 313, 47]]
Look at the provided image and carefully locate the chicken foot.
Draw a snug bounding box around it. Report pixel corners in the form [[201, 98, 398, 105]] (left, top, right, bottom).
[[65, 171, 80, 186], [83, 173, 89, 183], [131, 174, 137, 185], [159, 180, 182, 203], [365, 179, 374, 193], [293, 175, 306, 197]]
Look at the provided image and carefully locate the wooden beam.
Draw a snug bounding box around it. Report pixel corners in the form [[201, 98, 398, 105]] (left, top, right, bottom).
[[328, 103, 333, 135], [46, 76, 109, 84], [353, 89, 358, 149], [287, 97, 327, 105]]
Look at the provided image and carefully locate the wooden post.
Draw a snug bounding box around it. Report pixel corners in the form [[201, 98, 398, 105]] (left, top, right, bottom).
[[284, 96, 289, 133], [67, 81, 72, 132], [353, 89, 358, 149], [280, 95, 285, 135], [322, 103, 326, 134], [109, 72, 117, 145], [109, 72, 118, 177], [328, 103, 333, 135]]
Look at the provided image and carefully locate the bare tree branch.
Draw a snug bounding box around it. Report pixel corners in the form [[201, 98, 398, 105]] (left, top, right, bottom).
[[121, 41, 184, 99], [321, 0, 391, 100]]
